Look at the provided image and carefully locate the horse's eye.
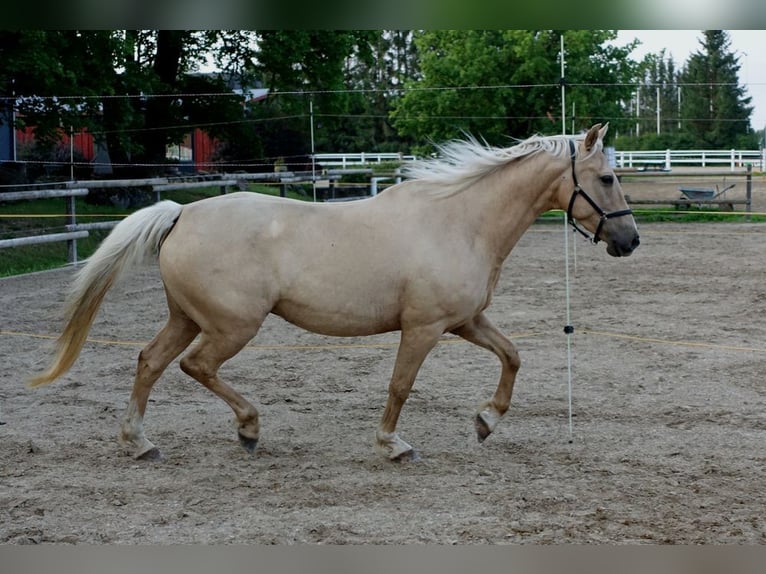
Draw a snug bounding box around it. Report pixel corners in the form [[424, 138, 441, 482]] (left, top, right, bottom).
[[600, 174, 614, 185]]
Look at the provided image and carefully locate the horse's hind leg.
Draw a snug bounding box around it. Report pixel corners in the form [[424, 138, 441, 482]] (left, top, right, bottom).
[[452, 312, 520, 443], [179, 329, 262, 453], [120, 308, 200, 460]]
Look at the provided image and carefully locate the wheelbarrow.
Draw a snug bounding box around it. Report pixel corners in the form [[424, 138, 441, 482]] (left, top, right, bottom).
[[678, 183, 736, 202]]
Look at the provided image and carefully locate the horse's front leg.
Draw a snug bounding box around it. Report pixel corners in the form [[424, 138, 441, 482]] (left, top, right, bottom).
[[452, 312, 520, 442], [376, 324, 443, 462]]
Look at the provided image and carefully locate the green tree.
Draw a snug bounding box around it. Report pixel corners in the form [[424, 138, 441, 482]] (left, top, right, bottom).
[[246, 30, 379, 167], [391, 30, 637, 153], [0, 31, 120, 148], [618, 50, 693, 150], [105, 30, 259, 176], [340, 30, 420, 152], [1, 30, 260, 178], [390, 30, 516, 148], [679, 30, 753, 148]]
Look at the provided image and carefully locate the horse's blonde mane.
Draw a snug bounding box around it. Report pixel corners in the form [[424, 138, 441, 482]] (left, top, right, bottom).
[[403, 132, 602, 194]]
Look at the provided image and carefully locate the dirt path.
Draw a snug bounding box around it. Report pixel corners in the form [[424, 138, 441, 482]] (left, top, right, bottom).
[[2, 221, 765, 544]]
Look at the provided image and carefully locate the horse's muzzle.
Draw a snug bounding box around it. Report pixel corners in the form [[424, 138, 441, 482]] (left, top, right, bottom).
[[607, 232, 640, 257]]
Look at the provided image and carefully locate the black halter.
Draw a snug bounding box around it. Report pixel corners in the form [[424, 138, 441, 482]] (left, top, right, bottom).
[[566, 139, 633, 244]]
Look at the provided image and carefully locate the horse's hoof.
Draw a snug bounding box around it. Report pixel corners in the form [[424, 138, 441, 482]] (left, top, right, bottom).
[[392, 448, 422, 463], [475, 413, 492, 443], [238, 433, 259, 454], [136, 447, 164, 462]]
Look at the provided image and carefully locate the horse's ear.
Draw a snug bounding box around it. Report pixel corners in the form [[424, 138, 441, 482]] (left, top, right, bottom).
[[599, 122, 609, 140], [584, 123, 603, 151]]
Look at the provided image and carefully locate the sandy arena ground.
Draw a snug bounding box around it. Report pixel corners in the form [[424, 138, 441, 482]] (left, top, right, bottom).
[[2, 205, 766, 545]]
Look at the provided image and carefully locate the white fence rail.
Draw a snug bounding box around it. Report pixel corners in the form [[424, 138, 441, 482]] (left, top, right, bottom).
[[613, 149, 765, 171], [315, 149, 764, 172], [0, 230, 89, 249], [313, 152, 417, 168]]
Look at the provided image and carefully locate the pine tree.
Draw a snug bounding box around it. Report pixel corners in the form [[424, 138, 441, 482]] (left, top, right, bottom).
[[679, 30, 753, 148], [629, 50, 685, 148]]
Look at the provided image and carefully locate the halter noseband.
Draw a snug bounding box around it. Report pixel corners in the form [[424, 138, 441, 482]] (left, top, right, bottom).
[[566, 139, 632, 244]]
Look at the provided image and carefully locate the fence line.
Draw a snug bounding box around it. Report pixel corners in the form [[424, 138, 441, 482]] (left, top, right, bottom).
[[1, 179, 239, 264], [313, 152, 417, 168], [0, 161, 757, 268], [0, 171, 381, 264], [613, 149, 765, 171], [2, 149, 762, 178], [64, 178, 170, 189], [65, 221, 120, 232], [0, 188, 89, 201], [314, 149, 765, 172], [0, 230, 89, 250]]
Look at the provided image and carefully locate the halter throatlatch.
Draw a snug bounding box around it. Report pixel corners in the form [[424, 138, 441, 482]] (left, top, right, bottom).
[[566, 139, 633, 244]]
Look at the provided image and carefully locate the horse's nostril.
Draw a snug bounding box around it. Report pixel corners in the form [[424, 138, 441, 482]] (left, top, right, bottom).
[[631, 235, 641, 249]]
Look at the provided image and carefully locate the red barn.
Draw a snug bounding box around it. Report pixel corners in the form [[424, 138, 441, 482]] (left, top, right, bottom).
[[3, 86, 268, 175]]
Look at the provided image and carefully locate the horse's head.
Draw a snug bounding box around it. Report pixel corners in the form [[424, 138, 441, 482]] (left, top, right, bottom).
[[556, 123, 640, 257]]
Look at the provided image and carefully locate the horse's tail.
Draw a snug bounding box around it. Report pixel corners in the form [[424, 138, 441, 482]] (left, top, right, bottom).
[[28, 200, 184, 388]]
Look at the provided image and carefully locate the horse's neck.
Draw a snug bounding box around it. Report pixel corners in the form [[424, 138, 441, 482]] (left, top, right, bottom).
[[458, 154, 563, 261]]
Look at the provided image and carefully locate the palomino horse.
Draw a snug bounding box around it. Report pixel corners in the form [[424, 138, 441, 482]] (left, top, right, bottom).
[[30, 123, 639, 462]]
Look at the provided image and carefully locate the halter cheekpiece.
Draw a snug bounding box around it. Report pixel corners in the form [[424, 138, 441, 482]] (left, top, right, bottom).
[[566, 139, 632, 244]]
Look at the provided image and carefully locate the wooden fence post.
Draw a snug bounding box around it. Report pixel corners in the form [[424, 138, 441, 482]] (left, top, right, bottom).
[[66, 194, 78, 264], [745, 163, 753, 221]]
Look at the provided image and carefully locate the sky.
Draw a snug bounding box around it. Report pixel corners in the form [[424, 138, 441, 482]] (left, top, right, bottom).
[[615, 30, 766, 135]]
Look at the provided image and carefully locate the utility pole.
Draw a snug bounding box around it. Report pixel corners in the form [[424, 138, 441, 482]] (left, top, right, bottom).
[[656, 86, 660, 135], [571, 101, 575, 135], [560, 35, 566, 135], [70, 126, 74, 181], [10, 78, 17, 162], [310, 98, 316, 202]]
